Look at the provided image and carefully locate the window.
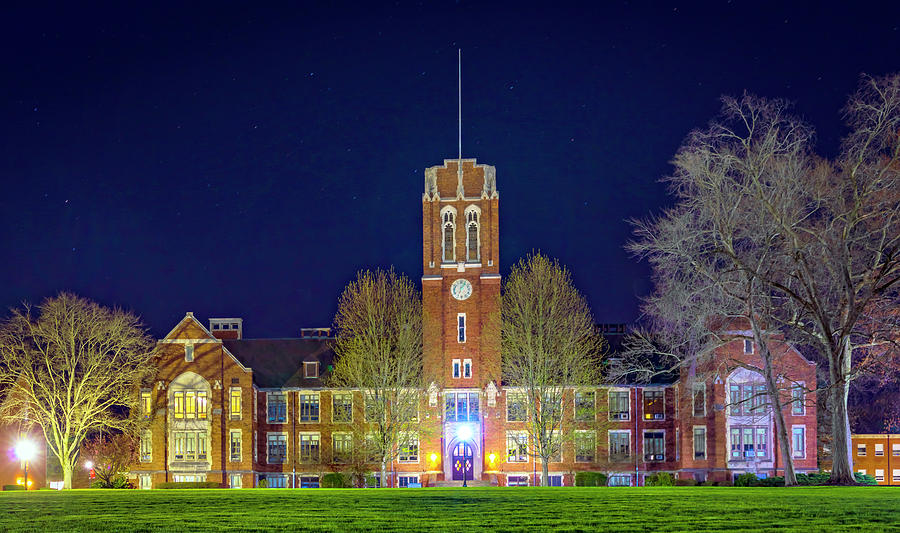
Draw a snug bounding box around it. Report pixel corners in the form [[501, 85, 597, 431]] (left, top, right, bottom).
[[894, 443, 900, 456], [174, 474, 205, 483], [442, 210, 455, 262], [608, 474, 632, 487], [140, 431, 152, 462], [693, 427, 707, 460], [332, 393, 352, 423], [452, 359, 461, 379], [230, 388, 242, 419], [365, 396, 379, 422], [506, 393, 526, 422], [730, 426, 768, 460], [875, 469, 885, 482], [458, 314, 466, 343], [230, 474, 242, 489], [643, 390, 664, 420], [692, 383, 705, 417], [792, 427, 805, 458], [399, 434, 419, 463], [575, 390, 595, 422], [299, 433, 320, 463], [265, 475, 287, 488], [172, 390, 205, 419], [300, 476, 320, 488], [507, 475, 529, 487], [575, 431, 596, 462], [267, 433, 287, 464], [857, 469, 866, 476], [644, 431, 665, 462], [185, 344, 194, 362], [506, 431, 528, 462], [548, 475, 563, 487], [857, 444, 867, 457], [298, 393, 319, 422], [875, 443, 884, 456], [141, 391, 152, 419], [172, 431, 207, 461], [304, 362, 318, 378], [268, 393, 287, 423], [609, 390, 630, 420], [463, 359, 472, 378], [398, 475, 419, 488], [609, 431, 630, 460], [791, 384, 804, 415], [729, 383, 767, 416], [230, 430, 242, 462], [333, 433, 352, 463], [139, 474, 152, 490], [893, 469, 900, 483], [445, 392, 480, 422], [743, 339, 753, 354], [253, 432, 257, 462], [465, 208, 480, 261]]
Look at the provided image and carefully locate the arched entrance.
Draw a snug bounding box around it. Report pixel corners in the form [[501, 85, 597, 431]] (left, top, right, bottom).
[[444, 427, 482, 482], [451, 441, 474, 480]]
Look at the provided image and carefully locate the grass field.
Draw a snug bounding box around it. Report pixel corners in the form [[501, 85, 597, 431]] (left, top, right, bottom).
[[1, 486, 898, 532]]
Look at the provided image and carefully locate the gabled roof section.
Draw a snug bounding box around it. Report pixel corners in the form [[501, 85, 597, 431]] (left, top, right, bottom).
[[161, 312, 218, 341], [222, 339, 335, 388]]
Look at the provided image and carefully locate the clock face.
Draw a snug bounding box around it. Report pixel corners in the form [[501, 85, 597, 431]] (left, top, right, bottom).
[[450, 279, 473, 301]]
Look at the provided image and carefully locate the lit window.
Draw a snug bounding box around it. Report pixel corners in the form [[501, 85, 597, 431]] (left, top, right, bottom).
[[643, 390, 664, 420], [893, 443, 900, 456], [445, 392, 480, 422], [458, 314, 466, 343], [230, 388, 242, 419], [186, 391, 196, 418], [506, 431, 528, 462], [399, 434, 419, 463], [197, 391, 207, 419], [174, 392, 184, 419], [141, 391, 152, 419]]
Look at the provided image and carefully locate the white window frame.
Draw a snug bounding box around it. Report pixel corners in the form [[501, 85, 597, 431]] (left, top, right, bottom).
[[875, 469, 885, 482], [267, 392, 288, 424], [332, 432, 352, 464], [299, 432, 321, 464], [464, 205, 481, 262], [457, 313, 466, 343], [266, 432, 288, 464], [440, 206, 457, 263], [298, 392, 319, 423], [858, 443, 867, 457], [642, 389, 665, 421], [506, 391, 526, 422], [574, 430, 596, 463], [398, 433, 419, 464], [304, 361, 319, 379], [791, 425, 806, 459], [692, 383, 706, 417], [140, 430, 152, 463], [693, 426, 707, 460], [608, 429, 631, 460], [507, 474, 529, 487], [643, 429, 666, 462], [331, 392, 353, 423], [139, 474, 152, 490], [743, 339, 754, 354], [398, 475, 420, 488], [229, 387, 242, 420], [230, 473, 242, 489], [185, 343, 194, 362], [608, 389, 630, 421], [506, 430, 528, 463], [893, 469, 900, 483], [893, 443, 900, 456], [229, 430, 242, 463], [875, 443, 884, 456], [463, 358, 472, 378], [574, 389, 595, 422], [452, 359, 461, 379], [791, 382, 805, 415]]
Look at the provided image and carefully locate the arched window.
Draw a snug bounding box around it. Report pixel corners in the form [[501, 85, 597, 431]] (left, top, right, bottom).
[[466, 208, 480, 262], [442, 210, 455, 262]]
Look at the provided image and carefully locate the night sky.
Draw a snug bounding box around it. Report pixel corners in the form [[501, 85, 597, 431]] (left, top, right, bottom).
[[2, 2, 899, 338]]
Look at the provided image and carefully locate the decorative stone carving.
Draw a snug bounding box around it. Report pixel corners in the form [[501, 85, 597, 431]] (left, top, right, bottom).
[[423, 167, 438, 201], [428, 382, 439, 407], [456, 162, 465, 199], [485, 381, 498, 407], [157, 380, 166, 390], [213, 379, 222, 390], [482, 165, 498, 199]]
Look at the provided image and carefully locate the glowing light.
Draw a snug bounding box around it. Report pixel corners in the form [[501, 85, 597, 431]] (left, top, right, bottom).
[[430, 453, 438, 463], [488, 453, 496, 463], [457, 424, 474, 442], [85, 461, 94, 470], [14, 440, 36, 462]]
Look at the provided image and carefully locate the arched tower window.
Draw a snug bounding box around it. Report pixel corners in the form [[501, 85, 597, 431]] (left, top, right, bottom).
[[442, 209, 456, 262], [465, 206, 480, 262]]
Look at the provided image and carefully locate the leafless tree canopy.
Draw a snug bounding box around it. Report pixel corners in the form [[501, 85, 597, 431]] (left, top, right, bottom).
[[0, 293, 157, 488], [623, 73, 900, 484], [501, 253, 606, 486], [330, 268, 427, 486]]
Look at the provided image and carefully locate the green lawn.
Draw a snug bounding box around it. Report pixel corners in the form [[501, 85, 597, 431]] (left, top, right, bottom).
[[1, 487, 897, 532]]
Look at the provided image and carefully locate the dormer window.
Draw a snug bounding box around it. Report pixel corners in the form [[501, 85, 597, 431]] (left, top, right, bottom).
[[465, 208, 480, 261], [185, 344, 194, 362], [442, 208, 456, 262], [304, 362, 319, 379]]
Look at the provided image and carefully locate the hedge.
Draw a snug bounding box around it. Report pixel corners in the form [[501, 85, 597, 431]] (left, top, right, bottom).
[[321, 473, 349, 488], [157, 482, 221, 489], [645, 472, 675, 487], [2, 485, 25, 491], [674, 479, 698, 486], [574, 472, 608, 487]]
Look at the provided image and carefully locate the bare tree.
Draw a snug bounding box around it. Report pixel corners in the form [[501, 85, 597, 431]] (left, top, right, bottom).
[[81, 432, 139, 488], [501, 253, 606, 486], [0, 293, 157, 489], [624, 73, 900, 484], [330, 269, 428, 487]]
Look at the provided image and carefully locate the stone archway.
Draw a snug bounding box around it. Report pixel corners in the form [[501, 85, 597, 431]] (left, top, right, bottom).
[[444, 424, 482, 482]]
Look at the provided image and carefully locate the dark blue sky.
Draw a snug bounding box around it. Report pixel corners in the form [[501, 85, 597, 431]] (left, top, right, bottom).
[[2, 2, 898, 338]]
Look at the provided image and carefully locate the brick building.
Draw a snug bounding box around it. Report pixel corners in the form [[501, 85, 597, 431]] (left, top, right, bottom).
[[851, 434, 900, 485], [127, 157, 818, 488]]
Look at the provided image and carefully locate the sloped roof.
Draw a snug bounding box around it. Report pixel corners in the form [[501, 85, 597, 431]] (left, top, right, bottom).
[[222, 338, 335, 388]]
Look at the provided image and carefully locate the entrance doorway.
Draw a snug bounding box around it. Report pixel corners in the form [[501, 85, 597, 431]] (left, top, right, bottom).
[[451, 442, 474, 481]]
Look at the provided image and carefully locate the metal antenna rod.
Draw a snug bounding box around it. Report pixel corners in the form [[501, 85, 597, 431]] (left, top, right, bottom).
[[458, 48, 462, 162]]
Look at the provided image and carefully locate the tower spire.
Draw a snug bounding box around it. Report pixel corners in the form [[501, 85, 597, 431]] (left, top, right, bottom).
[[456, 48, 464, 199]]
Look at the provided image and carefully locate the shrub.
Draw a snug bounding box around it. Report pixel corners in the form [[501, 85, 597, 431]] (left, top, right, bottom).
[[257, 478, 268, 489], [645, 472, 675, 487], [574, 472, 608, 487], [674, 479, 697, 486], [91, 476, 134, 489], [854, 473, 877, 486], [321, 472, 350, 488], [156, 482, 221, 489], [734, 473, 758, 487], [754, 476, 785, 487], [2, 485, 25, 491]]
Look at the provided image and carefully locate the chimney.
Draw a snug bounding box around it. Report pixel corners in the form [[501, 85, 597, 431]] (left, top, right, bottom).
[[210, 318, 243, 340]]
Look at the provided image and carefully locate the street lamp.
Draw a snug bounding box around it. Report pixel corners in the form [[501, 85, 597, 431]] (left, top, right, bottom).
[[457, 424, 474, 488], [14, 439, 37, 490]]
